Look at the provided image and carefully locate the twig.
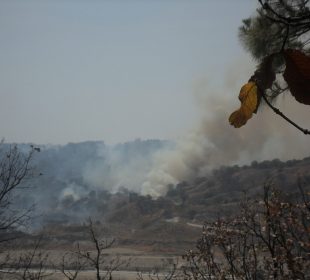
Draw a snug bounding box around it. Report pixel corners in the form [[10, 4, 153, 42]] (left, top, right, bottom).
[[281, 25, 290, 51], [261, 92, 310, 135], [259, 0, 310, 24]]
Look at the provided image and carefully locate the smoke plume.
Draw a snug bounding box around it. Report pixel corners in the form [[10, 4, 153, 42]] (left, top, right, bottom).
[[141, 78, 310, 196]]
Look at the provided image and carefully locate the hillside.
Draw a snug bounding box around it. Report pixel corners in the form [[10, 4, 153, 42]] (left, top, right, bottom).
[[39, 156, 310, 253], [2, 141, 309, 252]]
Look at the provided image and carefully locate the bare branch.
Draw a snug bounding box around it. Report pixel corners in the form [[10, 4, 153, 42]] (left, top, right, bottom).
[[261, 92, 310, 135]]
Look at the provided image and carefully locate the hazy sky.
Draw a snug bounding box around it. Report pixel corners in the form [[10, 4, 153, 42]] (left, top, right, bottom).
[[0, 0, 257, 145]]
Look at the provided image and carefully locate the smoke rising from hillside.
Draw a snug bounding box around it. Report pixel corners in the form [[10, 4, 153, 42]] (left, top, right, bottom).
[[141, 81, 310, 196], [10, 86, 310, 226], [53, 77, 310, 198], [82, 141, 168, 194], [15, 69, 310, 214]]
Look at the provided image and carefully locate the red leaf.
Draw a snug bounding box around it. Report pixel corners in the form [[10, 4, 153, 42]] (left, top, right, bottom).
[[283, 49, 310, 105]]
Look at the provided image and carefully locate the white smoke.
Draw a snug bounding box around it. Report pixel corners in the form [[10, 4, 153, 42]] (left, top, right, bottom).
[[80, 58, 310, 197], [61, 182, 87, 201], [141, 76, 310, 196], [82, 139, 171, 194]]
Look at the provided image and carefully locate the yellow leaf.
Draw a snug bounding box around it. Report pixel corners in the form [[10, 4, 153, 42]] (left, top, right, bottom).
[[229, 110, 247, 128], [229, 82, 259, 128]]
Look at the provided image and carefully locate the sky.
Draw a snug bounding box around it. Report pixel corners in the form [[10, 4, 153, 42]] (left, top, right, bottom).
[[0, 0, 258, 145]]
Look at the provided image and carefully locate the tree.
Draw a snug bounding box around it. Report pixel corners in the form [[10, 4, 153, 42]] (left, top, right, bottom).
[[0, 143, 44, 279], [182, 183, 310, 279], [136, 259, 179, 280], [239, 0, 310, 61], [0, 143, 39, 242], [1, 236, 52, 280], [229, 0, 310, 134], [60, 251, 86, 280], [70, 218, 127, 280]]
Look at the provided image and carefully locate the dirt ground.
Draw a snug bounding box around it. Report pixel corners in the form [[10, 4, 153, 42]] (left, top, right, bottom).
[[1, 271, 171, 280], [0, 246, 182, 280]]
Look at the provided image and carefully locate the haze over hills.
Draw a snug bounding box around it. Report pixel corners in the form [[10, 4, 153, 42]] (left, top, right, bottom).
[[2, 140, 309, 252], [8, 140, 171, 221]]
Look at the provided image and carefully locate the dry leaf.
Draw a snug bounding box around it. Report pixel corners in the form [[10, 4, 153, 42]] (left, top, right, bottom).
[[283, 49, 310, 105], [229, 82, 259, 128]]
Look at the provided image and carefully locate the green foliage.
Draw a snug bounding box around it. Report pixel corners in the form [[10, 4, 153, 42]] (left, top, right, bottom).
[[239, 16, 284, 60], [239, 1, 310, 61]]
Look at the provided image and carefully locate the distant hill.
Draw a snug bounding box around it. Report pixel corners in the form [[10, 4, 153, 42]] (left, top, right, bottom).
[[39, 154, 310, 225], [2, 141, 309, 252], [8, 139, 172, 223], [41, 155, 310, 252]]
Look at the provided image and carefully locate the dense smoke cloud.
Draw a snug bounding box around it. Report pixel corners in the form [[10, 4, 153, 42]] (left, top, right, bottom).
[[81, 139, 172, 194], [13, 62, 310, 214], [141, 79, 310, 196]]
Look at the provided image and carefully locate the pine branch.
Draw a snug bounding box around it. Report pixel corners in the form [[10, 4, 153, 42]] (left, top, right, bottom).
[[259, 0, 310, 24]]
